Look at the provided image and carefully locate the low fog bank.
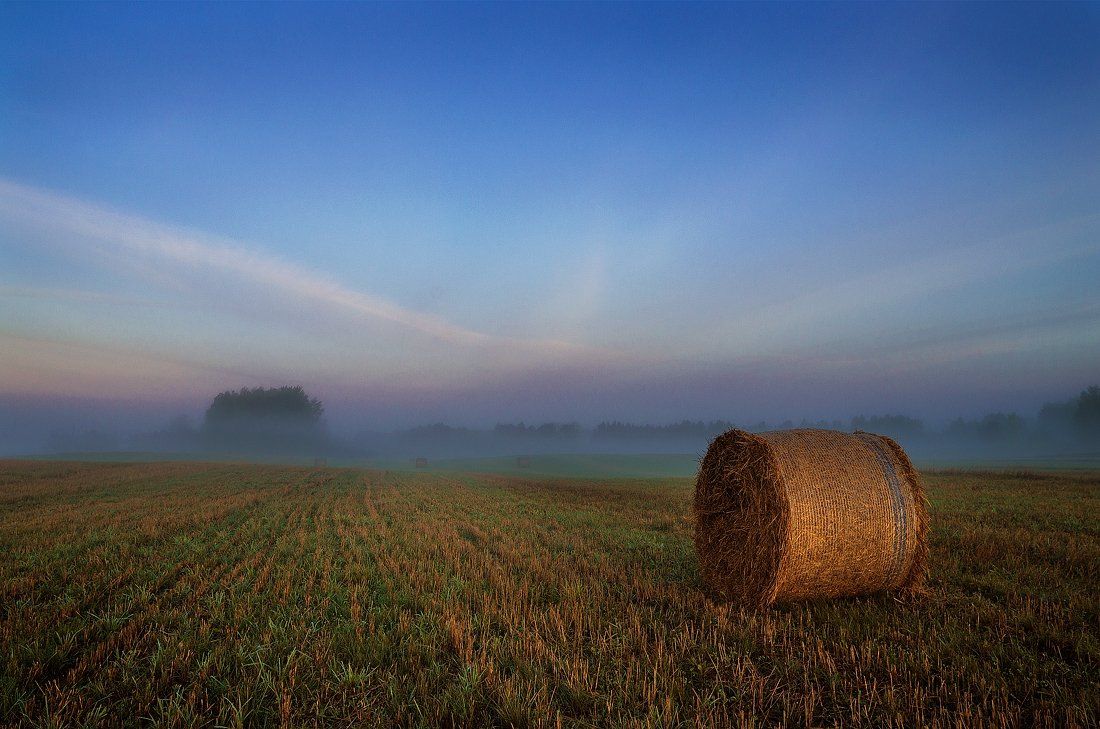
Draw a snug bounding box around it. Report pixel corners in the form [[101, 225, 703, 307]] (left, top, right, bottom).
[[3, 386, 1097, 467]]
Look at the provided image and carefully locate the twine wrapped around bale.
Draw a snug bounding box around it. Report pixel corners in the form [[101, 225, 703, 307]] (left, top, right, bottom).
[[694, 428, 929, 606]]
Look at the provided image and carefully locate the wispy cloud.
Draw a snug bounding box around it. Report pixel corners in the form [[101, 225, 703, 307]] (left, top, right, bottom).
[[0, 178, 606, 357]]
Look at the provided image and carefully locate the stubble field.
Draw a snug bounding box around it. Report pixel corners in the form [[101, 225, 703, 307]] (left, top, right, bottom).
[[0, 460, 1096, 727]]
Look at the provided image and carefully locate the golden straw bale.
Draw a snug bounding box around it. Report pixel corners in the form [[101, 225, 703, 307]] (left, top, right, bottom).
[[694, 428, 929, 606]]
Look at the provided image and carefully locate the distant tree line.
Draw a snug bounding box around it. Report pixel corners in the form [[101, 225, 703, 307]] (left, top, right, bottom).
[[47, 384, 1100, 457], [944, 413, 1026, 442]]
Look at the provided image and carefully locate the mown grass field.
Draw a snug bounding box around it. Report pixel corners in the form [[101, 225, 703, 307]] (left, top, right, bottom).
[[1, 461, 1096, 727]]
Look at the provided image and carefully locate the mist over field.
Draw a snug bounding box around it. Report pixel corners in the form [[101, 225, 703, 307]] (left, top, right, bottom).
[[3, 3, 1099, 470], [3, 385, 1096, 470]]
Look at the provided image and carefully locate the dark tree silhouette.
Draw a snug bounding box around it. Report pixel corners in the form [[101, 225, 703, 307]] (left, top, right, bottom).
[[203, 386, 326, 452], [205, 386, 323, 425], [1074, 385, 1100, 437]]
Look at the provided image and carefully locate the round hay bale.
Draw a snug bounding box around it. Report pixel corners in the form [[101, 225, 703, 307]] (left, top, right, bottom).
[[694, 428, 928, 606]]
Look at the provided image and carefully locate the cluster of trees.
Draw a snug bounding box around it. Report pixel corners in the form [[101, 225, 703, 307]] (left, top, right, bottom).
[[844, 388, 1098, 445], [1037, 385, 1100, 437], [127, 386, 329, 454], [1077, 386, 1100, 433], [201, 386, 328, 453], [844, 387, 1099, 459], [928, 386, 1100, 445], [204, 386, 323, 426]]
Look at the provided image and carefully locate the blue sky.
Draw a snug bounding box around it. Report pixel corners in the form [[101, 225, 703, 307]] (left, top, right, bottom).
[[1, 2, 1098, 430]]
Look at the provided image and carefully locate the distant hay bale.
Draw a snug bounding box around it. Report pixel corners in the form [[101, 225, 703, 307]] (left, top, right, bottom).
[[694, 429, 928, 606]]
